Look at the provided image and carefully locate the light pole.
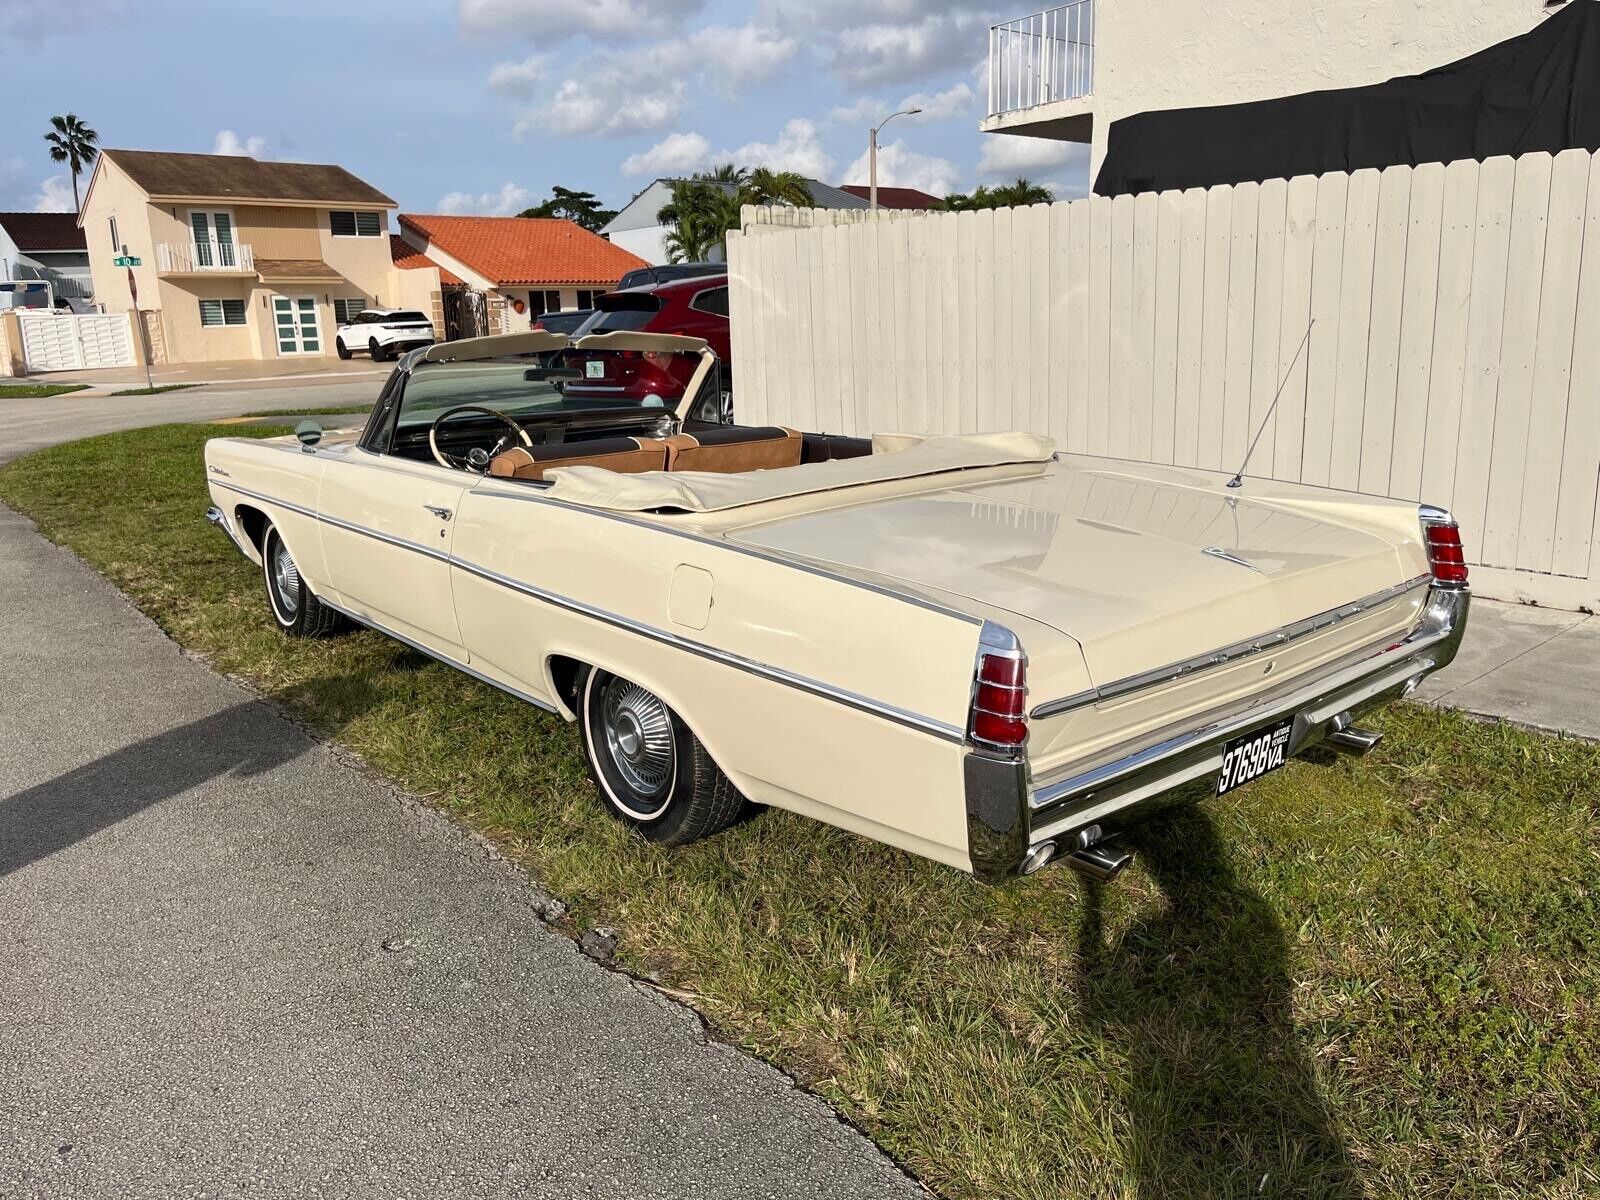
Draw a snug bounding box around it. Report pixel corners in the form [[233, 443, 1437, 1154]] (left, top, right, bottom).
[[868, 107, 922, 210]]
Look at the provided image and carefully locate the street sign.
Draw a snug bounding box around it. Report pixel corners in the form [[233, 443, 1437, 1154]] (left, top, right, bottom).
[[112, 255, 141, 267]]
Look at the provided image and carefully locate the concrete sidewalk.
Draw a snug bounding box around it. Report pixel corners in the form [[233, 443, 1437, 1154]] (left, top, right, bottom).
[[32, 355, 388, 391], [1414, 596, 1600, 740]]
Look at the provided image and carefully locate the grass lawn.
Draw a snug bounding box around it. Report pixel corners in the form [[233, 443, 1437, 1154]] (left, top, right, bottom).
[[2, 422, 1596, 1199], [109, 384, 201, 396], [236, 404, 374, 418], [0, 382, 89, 398]]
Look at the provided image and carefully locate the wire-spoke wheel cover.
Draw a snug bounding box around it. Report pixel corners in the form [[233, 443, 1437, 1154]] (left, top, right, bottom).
[[600, 676, 675, 808]]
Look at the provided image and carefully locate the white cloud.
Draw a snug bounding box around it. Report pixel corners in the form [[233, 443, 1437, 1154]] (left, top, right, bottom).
[[436, 182, 532, 216], [727, 118, 834, 179], [829, 96, 890, 126], [33, 175, 75, 213], [690, 25, 798, 91], [459, 0, 705, 41], [534, 79, 685, 138], [213, 130, 268, 157], [898, 81, 973, 122], [841, 140, 961, 198], [621, 132, 712, 177], [487, 54, 548, 96], [977, 134, 1087, 177]]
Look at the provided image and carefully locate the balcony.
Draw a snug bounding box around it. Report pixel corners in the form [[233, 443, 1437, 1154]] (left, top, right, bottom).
[[987, 2, 1095, 118], [156, 240, 256, 275]]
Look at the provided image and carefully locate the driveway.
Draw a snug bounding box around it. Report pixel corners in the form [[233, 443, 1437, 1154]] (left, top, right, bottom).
[[0, 393, 919, 1196]]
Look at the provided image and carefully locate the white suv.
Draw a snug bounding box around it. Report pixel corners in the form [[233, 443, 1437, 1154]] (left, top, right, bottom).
[[335, 309, 436, 362]]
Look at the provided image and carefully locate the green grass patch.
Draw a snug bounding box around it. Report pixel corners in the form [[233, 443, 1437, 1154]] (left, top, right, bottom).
[[237, 404, 373, 418], [108, 383, 201, 396], [0, 382, 89, 398], [2, 422, 1597, 1199]]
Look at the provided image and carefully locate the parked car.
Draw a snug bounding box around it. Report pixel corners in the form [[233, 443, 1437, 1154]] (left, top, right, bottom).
[[616, 262, 725, 290], [335, 309, 436, 361], [531, 308, 595, 336], [562, 276, 729, 403], [203, 330, 1470, 884]]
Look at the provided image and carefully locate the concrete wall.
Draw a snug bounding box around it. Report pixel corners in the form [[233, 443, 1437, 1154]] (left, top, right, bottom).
[[986, 0, 1558, 178], [729, 150, 1600, 611]]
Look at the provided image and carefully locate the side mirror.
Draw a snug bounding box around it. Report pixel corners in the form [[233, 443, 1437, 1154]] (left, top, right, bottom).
[[295, 420, 323, 448]]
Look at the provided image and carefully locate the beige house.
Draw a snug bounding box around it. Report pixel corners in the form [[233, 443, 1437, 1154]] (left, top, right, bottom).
[[79, 149, 444, 364], [982, 0, 1567, 179]]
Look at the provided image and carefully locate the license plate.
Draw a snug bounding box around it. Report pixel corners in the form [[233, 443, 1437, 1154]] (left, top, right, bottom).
[[585, 360, 605, 379], [1216, 716, 1294, 796]]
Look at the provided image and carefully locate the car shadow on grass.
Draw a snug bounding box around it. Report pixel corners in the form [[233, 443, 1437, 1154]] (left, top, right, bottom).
[[0, 703, 305, 880], [1075, 803, 1362, 1199]]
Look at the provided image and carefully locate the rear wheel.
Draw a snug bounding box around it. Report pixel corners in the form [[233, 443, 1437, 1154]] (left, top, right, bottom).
[[368, 337, 388, 362], [261, 522, 345, 638], [576, 666, 746, 845]]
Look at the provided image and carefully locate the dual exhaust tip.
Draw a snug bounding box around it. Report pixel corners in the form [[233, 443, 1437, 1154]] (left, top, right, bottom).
[[1022, 826, 1135, 883]]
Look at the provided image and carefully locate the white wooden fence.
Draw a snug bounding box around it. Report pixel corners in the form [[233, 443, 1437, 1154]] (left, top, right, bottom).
[[727, 149, 1600, 610], [17, 311, 136, 372]]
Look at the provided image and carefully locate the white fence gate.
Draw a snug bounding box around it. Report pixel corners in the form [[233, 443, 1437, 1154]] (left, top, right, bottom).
[[727, 149, 1600, 611], [18, 311, 136, 372]]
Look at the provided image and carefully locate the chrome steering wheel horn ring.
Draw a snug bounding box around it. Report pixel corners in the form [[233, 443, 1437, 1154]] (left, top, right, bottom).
[[427, 403, 532, 471]]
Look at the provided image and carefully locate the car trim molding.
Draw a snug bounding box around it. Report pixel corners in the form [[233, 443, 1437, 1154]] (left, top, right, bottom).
[[207, 482, 964, 743], [1028, 574, 1434, 720]]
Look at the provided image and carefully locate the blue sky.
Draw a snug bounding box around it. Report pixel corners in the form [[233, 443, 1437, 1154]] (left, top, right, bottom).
[[0, 0, 1090, 217]]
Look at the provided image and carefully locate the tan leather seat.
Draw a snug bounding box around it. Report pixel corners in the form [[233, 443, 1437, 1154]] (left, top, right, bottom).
[[664, 426, 802, 473], [488, 436, 668, 481]]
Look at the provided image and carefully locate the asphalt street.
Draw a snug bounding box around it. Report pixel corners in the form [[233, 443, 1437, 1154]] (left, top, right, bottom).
[[0, 383, 920, 1197]]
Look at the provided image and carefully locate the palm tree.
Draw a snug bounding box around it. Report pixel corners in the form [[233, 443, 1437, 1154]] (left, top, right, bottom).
[[697, 163, 748, 185], [44, 114, 99, 212], [989, 178, 1054, 207], [744, 168, 812, 207]]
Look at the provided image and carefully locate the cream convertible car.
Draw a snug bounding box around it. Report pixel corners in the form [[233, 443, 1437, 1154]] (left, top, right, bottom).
[[204, 331, 1470, 883]]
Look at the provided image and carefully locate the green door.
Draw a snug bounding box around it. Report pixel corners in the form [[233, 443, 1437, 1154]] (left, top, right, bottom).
[[272, 296, 321, 355]]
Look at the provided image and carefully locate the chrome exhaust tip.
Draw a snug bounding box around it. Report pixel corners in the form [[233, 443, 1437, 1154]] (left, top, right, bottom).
[[1065, 843, 1135, 883], [1021, 840, 1057, 874], [1327, 726, 1382, 754]]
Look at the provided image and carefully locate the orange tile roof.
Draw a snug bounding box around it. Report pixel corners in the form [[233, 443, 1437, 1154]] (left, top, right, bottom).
[[390, 234, 462, 285], [398, 214, 647, 287]]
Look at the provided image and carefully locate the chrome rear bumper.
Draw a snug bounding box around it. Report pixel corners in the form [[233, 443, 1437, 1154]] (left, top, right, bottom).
[[965, 584, 1470, 882]]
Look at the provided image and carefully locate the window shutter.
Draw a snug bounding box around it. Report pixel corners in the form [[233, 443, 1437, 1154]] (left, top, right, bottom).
[[355, 211, 380, 237], [330, 211, 356, 237], [222, 299, 246, 325], [199, 299, 222, 326]]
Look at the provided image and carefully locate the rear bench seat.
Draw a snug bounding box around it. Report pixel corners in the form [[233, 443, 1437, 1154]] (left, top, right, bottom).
[[488, 436, 667, 481], [665, 426, 802, 472]]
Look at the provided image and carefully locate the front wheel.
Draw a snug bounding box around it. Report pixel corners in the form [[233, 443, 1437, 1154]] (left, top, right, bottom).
[[261, 522, 345, 638], [335, 338, 352, 360], [576, 666, 747, 845]]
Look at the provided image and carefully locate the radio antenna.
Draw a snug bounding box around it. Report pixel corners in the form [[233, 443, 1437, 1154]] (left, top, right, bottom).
[[1226, 319, 1314, 489]]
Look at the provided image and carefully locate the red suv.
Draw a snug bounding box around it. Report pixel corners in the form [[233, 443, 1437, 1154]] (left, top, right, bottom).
[[562, 275, 729, 403]]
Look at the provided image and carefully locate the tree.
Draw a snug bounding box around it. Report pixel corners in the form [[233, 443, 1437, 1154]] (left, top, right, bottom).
[[517, 185, 618, 232], [941, 178, 1053, 211], [655, 167, 813, 262], [44, 113, 99, 213]]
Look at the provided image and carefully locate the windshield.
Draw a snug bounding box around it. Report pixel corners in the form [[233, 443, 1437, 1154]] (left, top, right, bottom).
[[395, 359, 678, 434]]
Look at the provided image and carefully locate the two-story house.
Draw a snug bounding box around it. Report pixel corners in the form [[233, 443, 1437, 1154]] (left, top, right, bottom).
[[78, 149, 441, 364]]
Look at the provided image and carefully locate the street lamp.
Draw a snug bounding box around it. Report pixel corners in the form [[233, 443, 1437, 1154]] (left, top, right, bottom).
[[868, 107, 922, 210]]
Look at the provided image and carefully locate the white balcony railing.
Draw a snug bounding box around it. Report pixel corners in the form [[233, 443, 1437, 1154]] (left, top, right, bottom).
[[156, 240, 255, 273], [988, 2, 1095, 118]]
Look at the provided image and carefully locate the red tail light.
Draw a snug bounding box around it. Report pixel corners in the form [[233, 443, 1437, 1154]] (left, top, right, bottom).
[[1422, 515, 1469, 586], [970, 650, 1028, 749]]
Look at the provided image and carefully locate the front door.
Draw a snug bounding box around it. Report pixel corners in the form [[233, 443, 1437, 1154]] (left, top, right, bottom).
[[189, 210, 237, 268], [272, 296, 321, 355]]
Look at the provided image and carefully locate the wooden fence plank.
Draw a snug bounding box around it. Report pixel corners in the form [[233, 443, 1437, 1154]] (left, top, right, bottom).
[[1272, 175, 1318, 480], [1419, 157, 1482, 504], [1065, 199, 1092, 451], [1127, 192, 1159, 459], [1151, 189, 1183, 464], [1087, 197, 1113, 455], [1358, 164, 1412, 496], [1195, 184, 1234, 470], [1173, 187, 1208, 468], [1555, 152, 1600, 578], [1221, 180, 1260, 472], [1246, 178, 1286, 479], [1388, 161, 1446, 500], [1326, 167, 1380, 491], [1301, 171, 1349, 485], [1106, 194, 1136, 456]]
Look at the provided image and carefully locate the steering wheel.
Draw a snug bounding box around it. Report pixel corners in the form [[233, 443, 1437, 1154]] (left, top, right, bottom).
[[428, 404, 532, 471]]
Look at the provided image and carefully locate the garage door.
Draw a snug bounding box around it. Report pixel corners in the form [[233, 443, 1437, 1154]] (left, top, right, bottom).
[[18, 312, 136, 372]]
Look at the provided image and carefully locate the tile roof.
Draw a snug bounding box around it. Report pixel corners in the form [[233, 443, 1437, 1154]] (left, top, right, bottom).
[[838, 185, 944, 210], [0, 212, 87, 251], [390, 234, 462, 285], [101, 149, 393, 206], [398, 214, 647, 287]]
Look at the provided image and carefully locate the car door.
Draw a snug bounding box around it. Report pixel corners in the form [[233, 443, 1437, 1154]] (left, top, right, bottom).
[[316, 446, 471, 656]]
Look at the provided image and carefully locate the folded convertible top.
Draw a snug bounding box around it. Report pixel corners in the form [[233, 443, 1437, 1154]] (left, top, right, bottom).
[[541, 431, 1056, 513]]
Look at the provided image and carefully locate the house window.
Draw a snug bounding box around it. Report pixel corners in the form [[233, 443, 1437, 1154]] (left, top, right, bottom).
[[333, 298, 368, 325], [576, 289, 605, 308], [329, 211, 381, 237], [199, 298, 247, 327], [107, 215, 120, 255], [528, 289, 562, 316]]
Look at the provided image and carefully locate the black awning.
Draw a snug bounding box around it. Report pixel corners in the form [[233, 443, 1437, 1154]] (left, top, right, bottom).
[[1096, 2, 1600, 197]]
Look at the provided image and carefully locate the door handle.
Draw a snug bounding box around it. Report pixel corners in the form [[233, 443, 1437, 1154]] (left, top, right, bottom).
[[423, 505, 453, 521]]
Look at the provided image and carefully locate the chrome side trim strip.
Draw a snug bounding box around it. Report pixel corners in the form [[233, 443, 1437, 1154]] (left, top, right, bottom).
[[450, 557, 965, 743], [1028, 574, 1432, 720], [469, 485, 985, 627], [319, 597, 559, 715], [211, 480, 962, 742]]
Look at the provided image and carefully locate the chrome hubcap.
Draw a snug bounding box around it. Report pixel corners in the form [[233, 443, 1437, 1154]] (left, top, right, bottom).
[[271, 540, 301, 616], [600, 677, 674, 799]]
